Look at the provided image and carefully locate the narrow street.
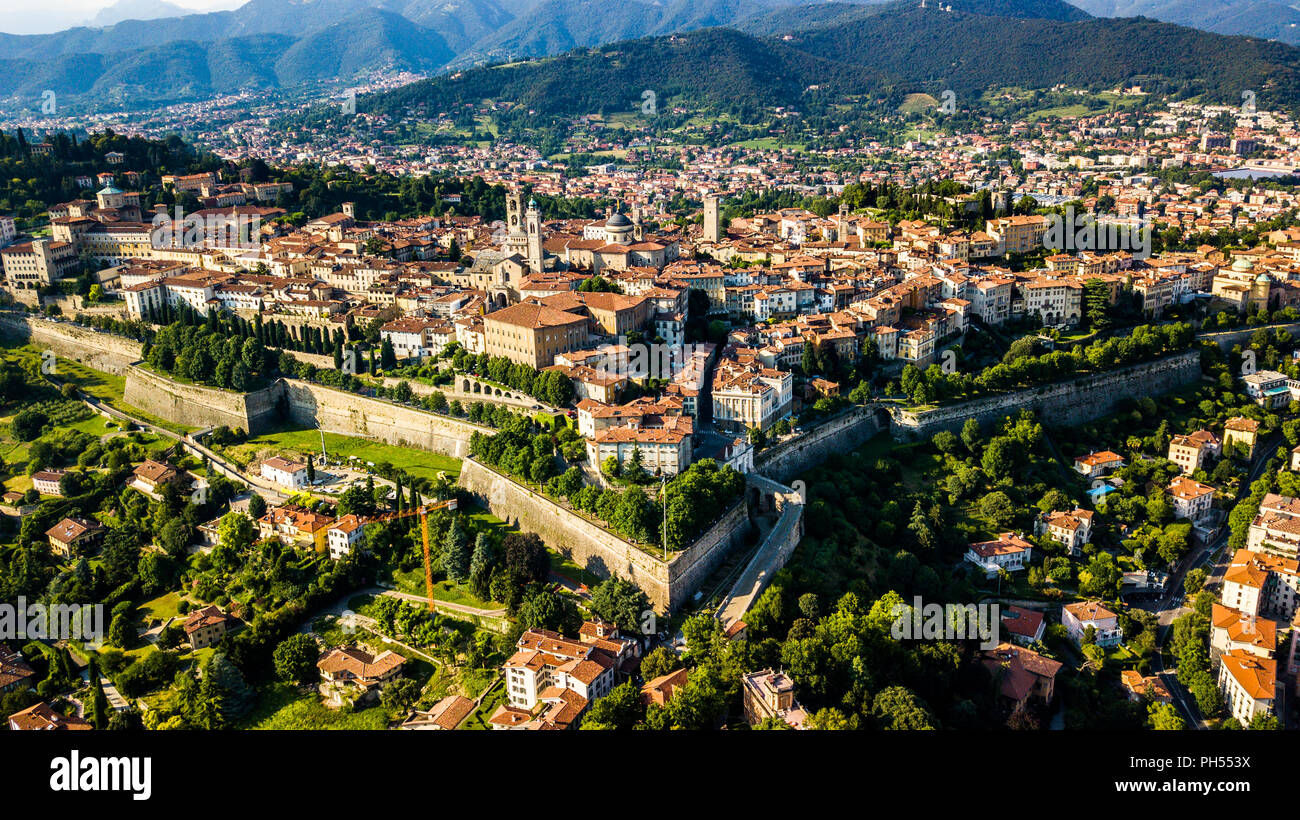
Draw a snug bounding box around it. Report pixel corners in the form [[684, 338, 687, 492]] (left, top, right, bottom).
[[1148, 430, 1281, 729]]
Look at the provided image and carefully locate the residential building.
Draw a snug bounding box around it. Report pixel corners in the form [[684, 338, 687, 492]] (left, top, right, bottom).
[[44, 516, 105, 559], [184, 605, 233, 650], [1074, 450, 1124, 477], [1061, 600, 1123, 648], [1210, 603, 1276, 663], [130, 460, 179, 494], [7, 702, 92, 731], [492, 624, 635, 729], [1223, 416, 1261, 459], [1167, 429, 1220, 474], [1221, 549, 1300, 623], [1247, 493, 1300, 558], [31, 469, 67, 496], [1217, 650, 1277, 726], [258, 504, 334, 551], [1000, 606, 1046, 645], [327, 514, 367, 560], [964, 533, 1033, 577], [641, 668, 690, 707], [400, 695, 476, 730], [0, 645, 35, 694], [1243, 370, 1290, 408], [1166, 476, 1215, 522], [260, 456, 310, 489], [977, 643, 1062, 706], [1119, 670, 1172, 703], [317, 646, 405, 706], [1034, 508, 1094, 555]]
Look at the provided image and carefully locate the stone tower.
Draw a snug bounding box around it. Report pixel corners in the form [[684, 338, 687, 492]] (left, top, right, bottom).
[[703, 195, 720, 243], [503, 190, 529, 258], [992, 191, 1011, 216], [525, 197, 543, 274]]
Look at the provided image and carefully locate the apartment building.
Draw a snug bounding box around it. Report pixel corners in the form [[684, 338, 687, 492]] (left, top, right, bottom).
[[1247, 493, 1300, 558], [1166, 476, 1215, 523], [1221, 548, 1300, 623], [327, 514, 367, 561], [987, 215, 1048, 255], [711, 358, 793, 432], [491, 624, 636, 730], [1210, 603, 1276, 663], [1167, 429, 1220, 474], [1217, 650, 1277, 726]]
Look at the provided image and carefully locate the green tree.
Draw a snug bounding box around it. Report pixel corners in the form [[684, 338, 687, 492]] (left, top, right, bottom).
[[272, 634, 320, 686], [589, 578, 651, 634], [580, 682, 644, 730]]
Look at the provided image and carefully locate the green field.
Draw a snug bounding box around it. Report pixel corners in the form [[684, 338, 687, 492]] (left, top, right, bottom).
[[241, 683, 392, 730], [218, 427, 462, 480], [137, 591, 192, 623], [371, 575, 501, 610]]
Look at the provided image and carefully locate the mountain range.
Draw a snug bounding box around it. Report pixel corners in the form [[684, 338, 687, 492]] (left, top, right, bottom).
[[0, 0, 838, 106], [363, 1, 1300, 118], [1067, 1, 1300, 46], [1, 0, 1298, 112]]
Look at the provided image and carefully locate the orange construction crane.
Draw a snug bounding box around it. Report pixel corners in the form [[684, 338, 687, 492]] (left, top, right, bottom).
[[370, 497, 458, 612]]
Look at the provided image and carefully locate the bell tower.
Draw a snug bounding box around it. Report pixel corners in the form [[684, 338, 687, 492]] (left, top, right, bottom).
[[525, 197, 543, 273]]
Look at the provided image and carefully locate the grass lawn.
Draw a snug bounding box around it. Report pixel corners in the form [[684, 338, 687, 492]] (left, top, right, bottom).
[[465, 505, 601, 587], [382, 569, 501, 610], [461, 679, 505, 731], [138, 591, 190, 623], [241, 683, 392, 730], [218, 426, 462, 480]]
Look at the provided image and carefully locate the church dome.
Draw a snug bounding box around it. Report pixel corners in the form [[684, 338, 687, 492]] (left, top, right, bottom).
[[605, 212, 632, 229], [1231, 256, 1256, 273]]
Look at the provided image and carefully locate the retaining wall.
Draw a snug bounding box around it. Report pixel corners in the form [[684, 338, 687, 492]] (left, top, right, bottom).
[[0, 314, 142, 374], [888, 350, 1202, 440], [457, 458, 749, 612]]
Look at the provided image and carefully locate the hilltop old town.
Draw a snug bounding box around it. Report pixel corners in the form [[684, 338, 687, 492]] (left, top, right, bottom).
[[2, 4, 1300, 766]]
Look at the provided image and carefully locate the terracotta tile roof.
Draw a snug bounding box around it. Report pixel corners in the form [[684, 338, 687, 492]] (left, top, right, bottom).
[[8, 702, 92, 731], [1211, 604, 1277, 652], [317, 647, 405, 679], [183, 605, 229, 635], [1219, 650, 1277, 700]]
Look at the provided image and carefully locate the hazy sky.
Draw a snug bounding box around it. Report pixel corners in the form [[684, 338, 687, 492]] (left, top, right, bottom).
[[1, 1, 247, 35]]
